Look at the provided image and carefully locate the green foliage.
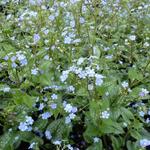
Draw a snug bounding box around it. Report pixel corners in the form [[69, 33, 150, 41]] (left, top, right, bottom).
[[0, 0, 150, 149]]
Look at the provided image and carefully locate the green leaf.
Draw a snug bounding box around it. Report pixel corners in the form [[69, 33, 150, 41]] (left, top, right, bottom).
[[13, 90, 35, 108], [84, 123, 99, 142], [128, 68, 143, 80], [87, 141, 103, 150], [111, 136, 122, 150], [19, 131, 43, 145], [120, 107, 134, 123], [33, 119, 48, 131], [0, 131, 16, 150], [77, 87, 88, 96], [127, 141, 138, 150], [89, 101, 100, 125], [100, 120, 124, 134], [130, 130, 141, 140], [38, 73, 51, 86], [46, 118, 71, 140]]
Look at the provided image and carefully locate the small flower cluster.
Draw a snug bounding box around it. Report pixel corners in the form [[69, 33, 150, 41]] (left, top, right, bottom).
[[18, 116, 34, 131], [45, 130, 52, 140], [139, 88, 149, 97], [121, 81, 132, 92], [4, 51, 28, 68], [140, 139, 150, 148], [60, 57, 105, 86], [63, 102, 77, 124], [0, 86, 11, 93], [31, 68, 39, 75], [41, 112, 51, 120], [100, 108, 110, 119], [28, 142, 36, 149]]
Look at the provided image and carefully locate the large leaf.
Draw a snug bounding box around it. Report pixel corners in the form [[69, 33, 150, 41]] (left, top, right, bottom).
[[84, 122, 100, 143], [46, 118, 71, 140], [120, 107, 134, 123], [0, 131, 16, 150], [87, 141, 103, 150], [13, 90, 35, 108], [128, 68, 143, 80]]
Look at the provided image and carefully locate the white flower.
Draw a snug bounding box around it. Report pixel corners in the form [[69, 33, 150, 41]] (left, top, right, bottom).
[[28, 142, 36, 149], [93, 137, 100, 143], [65, 116, 71, 124], [70, 0, 79, 4], [88, 84, 94, 91], [64, 104, 73, 113], [70, 20, 75, 28], [29, 0, 42, 5], [44, 55, 49, 60], [50, 103, 57, 109], [140, 139, 150, 148], [43, 29, 49, 35], [100, 110, 110, 119], [11, 56, 17, 62], [15, 136, 19, 141], [123, 122, 128, 127], [51, 94, 58, 100], [53, 140, 62, 145], [69, 113, 76, 119], [67, 86, 75, 93], [12, 62, 17, 68], [105, 92, 109, 96], [139, 88, 149, 97], [79, 17, 85, 24], [43, 97, 48, 102], [143, 42, 149, 47], [4, 55, 9, 61], [29, 0, 36, 5], [31, 68, 39, 75], [148, 110, 150, 115], [95, 74, 104, 86], [77, 57, 85, 65], [78, 70, 87, 79], [64, 36, 72, 44], [73, 38, 81, 43], [41, 112, 51, 119], [18, 122, 28, 131], [45, 130, 52, 140], [67, 144, 74, 150], [39, 103, 44, 110], [128, 35, 136, 41], [121, 81, 129, 88], [17, 54, 26, 61], [71, 107, 78, 113], [48, 15, 55, 21], [3, 87, 10, 92], [60, 70, 70, 82], [33, 34, 40, 43], [139, 111, 145, 117], [60, 2, 67, 7], [86, 68, 95, 77], [25, 116, 34, 125], [20, 58, 28, 66], [146, 118, 150, 123], [105, 55, 113, 59]]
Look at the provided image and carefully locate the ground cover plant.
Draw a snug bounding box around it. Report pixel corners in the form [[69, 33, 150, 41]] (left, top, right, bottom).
[[0, 0, 150, 150]]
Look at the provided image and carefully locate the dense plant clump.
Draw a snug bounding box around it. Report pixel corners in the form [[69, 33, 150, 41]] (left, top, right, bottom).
[[0, 0, 150, 150]]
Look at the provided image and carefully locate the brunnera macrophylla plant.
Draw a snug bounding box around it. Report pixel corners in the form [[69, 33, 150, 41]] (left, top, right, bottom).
[[0, 0, 150, 150]]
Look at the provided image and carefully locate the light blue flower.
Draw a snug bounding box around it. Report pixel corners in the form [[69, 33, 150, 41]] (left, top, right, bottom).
[[65, 116, 71, 124], [50, 103, 57, 109], [33, 34, 40, 43], [41, 112, 51, 119]]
